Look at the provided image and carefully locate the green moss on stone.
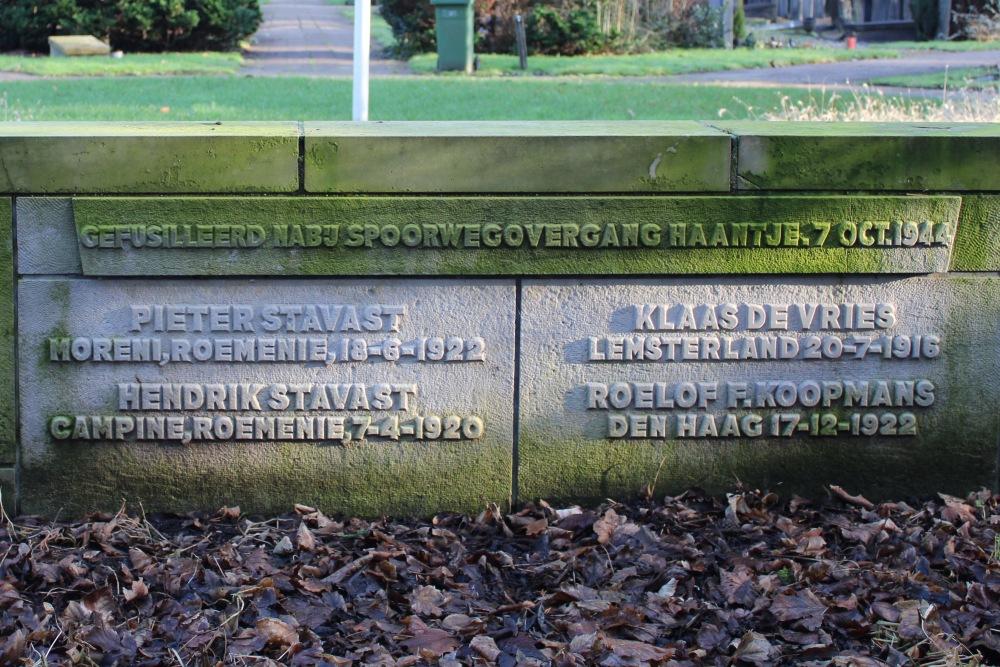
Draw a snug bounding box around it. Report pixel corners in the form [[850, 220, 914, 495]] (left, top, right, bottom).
[[0, 123, 300, 193], [951, 196, 1000, 271], [939, 276, 1000, 492], [72, 195, 958, 276], [20, 437, 511, 518], [519, 424, 995, 504], [0, 199, 12, 463], [304, 121, 731, 193], [517, 275, 1000, 503], [717, 122, 1000, 191]]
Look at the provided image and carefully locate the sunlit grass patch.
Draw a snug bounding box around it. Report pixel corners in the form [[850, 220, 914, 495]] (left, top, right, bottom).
[[754, 84, 999, 122], [0, 52, 243, 77]]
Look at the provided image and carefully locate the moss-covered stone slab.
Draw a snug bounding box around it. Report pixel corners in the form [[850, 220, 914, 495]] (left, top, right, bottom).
[[16, 198, 82, 275], [0, 198, 13, 464], [519, 276, 1000, 503], [719, 122, 1000, 191], [0, 123, 301, 193], [951, 196, 1000, 271], [68, 195, 959, 276], [18, 278, 515, 516], [304, 122, 731, 193]]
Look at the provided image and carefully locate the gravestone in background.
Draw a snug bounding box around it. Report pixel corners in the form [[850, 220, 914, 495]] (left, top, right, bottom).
[[1, 121, 999, 516], [48, 35, 111, 57]]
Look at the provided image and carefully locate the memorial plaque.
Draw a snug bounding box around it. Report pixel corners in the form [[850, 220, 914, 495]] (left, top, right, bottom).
[[3, 122, 1000, 516], [18, 279, 515, 515], [60, 195, 960, 276], [519, 276, 1000, 502]]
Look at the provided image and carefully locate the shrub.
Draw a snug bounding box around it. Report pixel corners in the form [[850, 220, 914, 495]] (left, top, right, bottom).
[[373, 0, 728, 57], [954, 0, 1000, 40], [383, 0, 613, 57], [109, 1, 201, 52], [184, 0, 263, 50], [664, 0, 723, 48], [474, 0, 533, 54], [380, 0, 437, 56], [0, 1, 117, 52], [733, 0, 747, 44], [527, 2, 609, 55], [0, 0, 261, 53], [609, 0, 722, 50]]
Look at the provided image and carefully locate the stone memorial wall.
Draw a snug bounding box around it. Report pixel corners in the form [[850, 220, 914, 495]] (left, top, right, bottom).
[[1, 121, 998, 516]]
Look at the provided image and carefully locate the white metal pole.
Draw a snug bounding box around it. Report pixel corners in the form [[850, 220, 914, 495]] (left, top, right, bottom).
[[352, 0, 371, 121]]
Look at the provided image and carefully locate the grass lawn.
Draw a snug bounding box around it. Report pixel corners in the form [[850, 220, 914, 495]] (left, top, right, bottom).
[[875, 39, 1000, 51], [0, 52, 243, 77], [872, 65, 1000, 89], [408, 39, 1000, 78], [409, 46, 903, 76], [0, 75, 875, 121], [343, 7, 397, 50]]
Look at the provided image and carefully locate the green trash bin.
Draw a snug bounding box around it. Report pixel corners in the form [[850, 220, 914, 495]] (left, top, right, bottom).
[[432, 0, 474, 73]]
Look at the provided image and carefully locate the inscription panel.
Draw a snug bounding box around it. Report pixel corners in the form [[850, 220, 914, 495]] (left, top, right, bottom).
[[18, 279, 515, 515], [66, 196, 959, 276], [519, 276, 1000, 501]]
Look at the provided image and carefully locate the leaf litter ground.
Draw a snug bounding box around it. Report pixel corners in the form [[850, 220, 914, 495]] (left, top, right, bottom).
[[1, 487, 998, 666]]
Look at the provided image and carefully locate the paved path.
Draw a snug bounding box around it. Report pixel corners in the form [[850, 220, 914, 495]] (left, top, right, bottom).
[[662, 49, 1000, 86], [241, 0, 409, 77]]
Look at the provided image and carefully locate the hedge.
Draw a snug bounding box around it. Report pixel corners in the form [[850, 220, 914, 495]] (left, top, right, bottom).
[[0, 0, 262, 53]]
